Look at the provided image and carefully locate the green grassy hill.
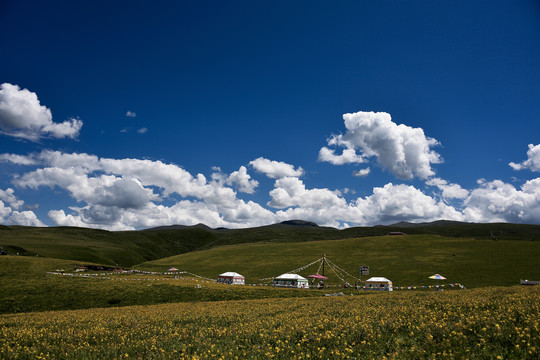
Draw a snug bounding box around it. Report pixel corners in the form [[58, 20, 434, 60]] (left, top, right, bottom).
[[2, 222, 540, 314], [2, 221, 539, 268], [139, 234, 540, 289], [0, 256, 327, 314], [368, 221, 540, 240], [0, 226, 217, 266]]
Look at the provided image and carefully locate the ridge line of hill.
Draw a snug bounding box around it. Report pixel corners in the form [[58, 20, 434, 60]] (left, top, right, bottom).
[[1, 219, 540, 267]]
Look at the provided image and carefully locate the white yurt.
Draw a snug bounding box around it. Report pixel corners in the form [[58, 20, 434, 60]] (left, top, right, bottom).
[[273, 273, 309, 289], [364, 277, 393, 291], [217, 272, 245, 285]]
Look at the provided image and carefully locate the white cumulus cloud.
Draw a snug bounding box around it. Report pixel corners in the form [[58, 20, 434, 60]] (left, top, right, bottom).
[[509, 144, 540, 172], [0, 153, 39, 165], [354, 183, 464, 225], [268, 177, 463, 227], [0, 188, 44, 227], [426, 178, 469, 199], [320, 111, 442, 180], [6, 151, 275, 230], [463, 178, 540, 224], [353, 168, 371, 177], [268, 177, 346, 209], [0, 83, 82, 141], [0, 188, 24, 210], [5, 144, 540, 230], [8, 210, 45, 227], [250, 157, 304, 179], [48, 209, 92, 228], [212, 166, 259, 194], [318, 147, 365, 165], [0, 200, 11, 219]]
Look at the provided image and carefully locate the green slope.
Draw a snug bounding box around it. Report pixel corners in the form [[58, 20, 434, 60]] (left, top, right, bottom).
[[138, 234, 540, 288], [0, 226, 217, 266], [2, 230, 540, 314], [1, 221, 540, 268], [0, 256, 327, 314], [367, 221, 540, 240]]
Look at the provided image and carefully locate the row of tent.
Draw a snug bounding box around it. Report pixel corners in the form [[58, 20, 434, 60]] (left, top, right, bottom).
[[217, 272, 310, 288], [173, 268, 445, 292], [215, 271, 395, 291]]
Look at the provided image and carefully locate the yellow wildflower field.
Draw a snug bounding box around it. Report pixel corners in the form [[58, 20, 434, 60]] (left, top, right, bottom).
[[1, 286, 539, 359]]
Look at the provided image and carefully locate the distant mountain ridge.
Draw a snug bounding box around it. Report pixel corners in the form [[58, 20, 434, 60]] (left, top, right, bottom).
[[389, 220, 472, 228], [146, 219, 320, 231], [146, 219, 476, 231], [2, 219, 540, 267], [145, 223, 214, 231], [278, 220, 319, 227]]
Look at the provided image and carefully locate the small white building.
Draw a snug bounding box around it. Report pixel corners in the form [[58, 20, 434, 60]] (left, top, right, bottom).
[[364, 277, 393, 291], [273, 273, 309, 289], [217, 272, 245, 285]]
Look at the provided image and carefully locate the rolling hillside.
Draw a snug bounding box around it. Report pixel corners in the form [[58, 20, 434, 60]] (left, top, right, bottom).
[[0, 226, 217, 266], [1, 220, 540, 267], [0, 255, 327, 314], [138, 234, 540, 289], [1, 221, 540, 314]]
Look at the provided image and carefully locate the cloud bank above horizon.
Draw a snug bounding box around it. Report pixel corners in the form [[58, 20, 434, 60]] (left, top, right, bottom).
[[2, 146, 539, 230], [1, 84, 540, 230]]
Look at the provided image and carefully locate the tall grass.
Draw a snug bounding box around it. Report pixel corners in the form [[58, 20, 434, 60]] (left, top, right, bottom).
[[0, 256, 327, 314], [1, 286, 538, 359]]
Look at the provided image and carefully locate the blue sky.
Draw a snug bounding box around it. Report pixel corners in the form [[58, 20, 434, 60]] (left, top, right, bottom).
[[1, 1, 540, 230]]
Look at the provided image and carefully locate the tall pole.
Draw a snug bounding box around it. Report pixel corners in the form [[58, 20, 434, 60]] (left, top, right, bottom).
[[322, 253, 326, 277]]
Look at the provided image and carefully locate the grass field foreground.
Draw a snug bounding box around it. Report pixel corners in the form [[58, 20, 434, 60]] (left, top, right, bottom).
[[1, 286, 539, 359], [0, 256, 339, 314]]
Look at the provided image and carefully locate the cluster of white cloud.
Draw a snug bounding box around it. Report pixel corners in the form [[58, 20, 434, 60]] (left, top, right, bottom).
[[0, 149, 464, 229], [2, 144, 540, 229], [0, 83, 82, 141], [250, 157, 304, 179], [269, 180, 463, 228], [509, 144, 540, 172], [212, 166, 259, 194], [1, 83, 540, 230], [123, 110, 149, 134], [319, 147, 365, 166], [1, 151, 277, 230], [463, 178, 540, 224], [319, 111, 442, 180], [0, 188, 44, 227], [426, 178, 469, 200], [353, 168, 371, 177], [314, 112, 540, 226]]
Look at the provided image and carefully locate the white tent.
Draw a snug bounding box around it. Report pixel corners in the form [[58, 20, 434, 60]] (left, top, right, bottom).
[[273, 273, 309, 289], [217, 272, 245, 285], [364, 277, 393, 291]]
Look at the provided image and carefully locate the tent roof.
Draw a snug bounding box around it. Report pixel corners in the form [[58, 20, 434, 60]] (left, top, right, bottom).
[[429, 274, 446, 280], [275, 273, 308, 281], [365, 277, 392, 283], [218, 272, 244, 278]]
